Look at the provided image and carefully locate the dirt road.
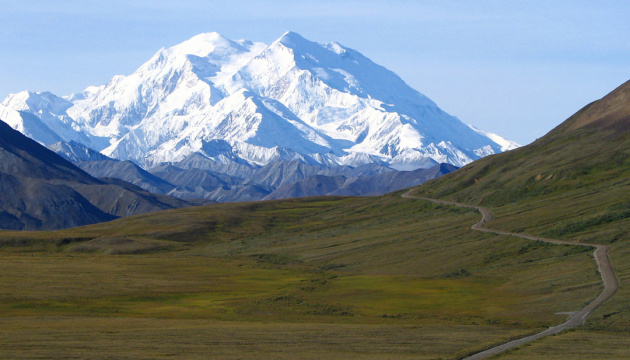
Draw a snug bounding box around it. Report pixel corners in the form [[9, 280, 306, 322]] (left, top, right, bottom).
[[402, 190, 619, 360]]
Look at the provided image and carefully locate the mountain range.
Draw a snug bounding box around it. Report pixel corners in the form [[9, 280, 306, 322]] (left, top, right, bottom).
[[52, 142, 457, 203], [1, 31, 517, 172]]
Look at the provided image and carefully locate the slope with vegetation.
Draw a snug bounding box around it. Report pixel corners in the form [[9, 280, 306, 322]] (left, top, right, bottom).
[[414, 79, 630, 358]]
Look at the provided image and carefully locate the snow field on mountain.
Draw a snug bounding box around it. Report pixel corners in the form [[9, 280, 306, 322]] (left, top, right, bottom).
[[2, 31, 518, 170]]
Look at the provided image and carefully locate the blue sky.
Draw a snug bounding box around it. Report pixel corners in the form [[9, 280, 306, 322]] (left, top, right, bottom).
[[1, 0, 628, 144]]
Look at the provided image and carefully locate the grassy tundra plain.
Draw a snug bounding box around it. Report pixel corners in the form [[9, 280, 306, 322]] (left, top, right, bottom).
[[0, 193, 602, 359]]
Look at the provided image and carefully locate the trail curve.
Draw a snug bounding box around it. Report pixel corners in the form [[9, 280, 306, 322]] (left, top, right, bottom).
[[402, 190, 619, 360]]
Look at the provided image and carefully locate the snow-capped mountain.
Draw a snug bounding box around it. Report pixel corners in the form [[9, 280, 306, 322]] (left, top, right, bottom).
[[2, 31, 518, 170]]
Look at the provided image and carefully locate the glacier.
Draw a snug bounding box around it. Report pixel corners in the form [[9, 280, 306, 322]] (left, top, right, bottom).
[[1, 31, 519, 170]]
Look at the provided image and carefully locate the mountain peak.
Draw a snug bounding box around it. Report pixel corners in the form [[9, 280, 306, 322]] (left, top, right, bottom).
[[168, 32, 244, 57], [186, 31, 230, 45], [278, 30, 306, 41], [2, 90, 72, 114], [276, 31, 314, 49]]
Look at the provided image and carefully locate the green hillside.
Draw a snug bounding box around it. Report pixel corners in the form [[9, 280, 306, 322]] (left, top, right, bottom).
[[417, 80, 630, 224], [413, 79, 630, 358]]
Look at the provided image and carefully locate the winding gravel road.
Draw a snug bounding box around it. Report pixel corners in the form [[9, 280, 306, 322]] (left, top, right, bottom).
[[402, 190, 619, 360]]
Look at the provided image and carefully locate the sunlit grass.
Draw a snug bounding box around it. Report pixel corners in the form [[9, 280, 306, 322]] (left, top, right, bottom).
[[0, 193, 606, 357]]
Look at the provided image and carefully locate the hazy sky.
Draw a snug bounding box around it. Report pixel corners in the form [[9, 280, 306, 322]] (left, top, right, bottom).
[[1, 0, 628, 144]]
